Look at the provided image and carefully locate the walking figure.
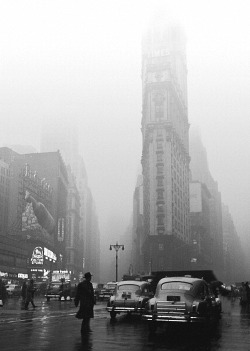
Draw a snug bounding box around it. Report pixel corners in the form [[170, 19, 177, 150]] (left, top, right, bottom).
[[0, 279, 7, 307], [74, 272, 95, 334], [21, 281, 27, 309], [24, 279, 36, 310]]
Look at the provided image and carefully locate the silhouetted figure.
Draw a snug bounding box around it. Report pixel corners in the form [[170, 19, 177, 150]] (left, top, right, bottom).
[[75, 272, 95, 334], [21, 281, 27, 308], [0, 279, 7, 306], [240, 282, 248, 305], [245, 281, 250, 304], [24, 279, 36, 310]]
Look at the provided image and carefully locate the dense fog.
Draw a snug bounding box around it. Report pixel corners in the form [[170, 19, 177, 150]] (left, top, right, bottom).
[[1, 0, 250, 278]]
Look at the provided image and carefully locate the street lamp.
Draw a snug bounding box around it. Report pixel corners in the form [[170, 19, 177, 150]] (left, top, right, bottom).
[[109, 242, 124, 282]]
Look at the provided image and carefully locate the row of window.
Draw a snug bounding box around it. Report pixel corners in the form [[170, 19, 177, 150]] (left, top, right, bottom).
[[1, 166, 11, 176]]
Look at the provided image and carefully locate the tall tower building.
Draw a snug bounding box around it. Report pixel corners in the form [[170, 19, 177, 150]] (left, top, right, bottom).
[[141, 22, 190, 272]]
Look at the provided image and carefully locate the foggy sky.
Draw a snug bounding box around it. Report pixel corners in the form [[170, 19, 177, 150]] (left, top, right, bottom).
[[1, 0, 250, 254]]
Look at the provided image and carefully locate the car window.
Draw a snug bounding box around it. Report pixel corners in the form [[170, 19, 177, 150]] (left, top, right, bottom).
[[118, 284, 140, 292], [107, 284, 116, 289], [161, 282, 192, 291]]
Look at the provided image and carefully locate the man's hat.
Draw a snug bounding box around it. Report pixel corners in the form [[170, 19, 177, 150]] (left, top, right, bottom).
[[84, 272, 92, 279]]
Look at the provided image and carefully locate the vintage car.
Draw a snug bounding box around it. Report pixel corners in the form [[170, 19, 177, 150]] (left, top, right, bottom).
[[6, 284, 21, 297], [45, 281, 72, 301], [99, 282, 117, 301], [92, 282, 104, 304], [142, 275, 221, 332], [107, 280, 154, 319]]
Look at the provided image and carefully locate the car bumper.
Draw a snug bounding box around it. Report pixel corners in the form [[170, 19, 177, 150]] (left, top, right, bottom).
[[142, 313, 207, 323], [45, 294, 60, 298], [107, 306, 144, 313], [99, 295, 112, 299]]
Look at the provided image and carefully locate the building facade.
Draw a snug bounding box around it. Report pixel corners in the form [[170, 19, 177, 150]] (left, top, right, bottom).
[[66, 167, 82, 281], [0, 147, 57, 282], [189, 128, 224, 279], [189, 181, 212, 269], [222, 203, 245, 283], [131, 175, 144, 274], [141, 23, 190, 272], [40, 123, 101, 281], [0, 158, 11, 236]]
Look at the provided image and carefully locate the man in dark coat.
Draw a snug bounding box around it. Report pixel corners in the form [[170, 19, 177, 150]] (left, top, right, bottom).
[[0, 279, 7, 306], [24, 279, 36, 310], [75, 272, 95, 333]]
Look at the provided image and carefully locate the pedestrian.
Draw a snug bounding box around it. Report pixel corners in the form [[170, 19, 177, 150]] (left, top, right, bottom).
[[21, 281, 27, 301], [240, 282, 248, 306], [24, 279, 36, 310], [21, 280, 27, 309], [74, 272, 95, 334], [245, 281, 250, 305], [0, 278, 7, 307]]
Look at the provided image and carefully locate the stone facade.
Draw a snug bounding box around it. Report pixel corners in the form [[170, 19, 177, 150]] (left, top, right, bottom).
[[141, 23, 190, 272]]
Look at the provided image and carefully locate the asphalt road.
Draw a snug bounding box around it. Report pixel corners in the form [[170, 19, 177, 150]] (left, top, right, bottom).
[[0, 296, 250, 351]]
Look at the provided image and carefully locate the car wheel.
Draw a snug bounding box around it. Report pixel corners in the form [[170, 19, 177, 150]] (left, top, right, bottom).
[[110, 311, 116, 320]]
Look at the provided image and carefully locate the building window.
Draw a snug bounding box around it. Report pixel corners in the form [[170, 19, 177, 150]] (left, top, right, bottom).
[[157, 177, 164, 187], [157, 153, 163, 162], [157, 142, 163, 149], [157, 165, 164, 175], [157, 215, 164, 226], [157, 189, 164, 200], [159, 243, 164, 251], [157, 204, 164, 213]]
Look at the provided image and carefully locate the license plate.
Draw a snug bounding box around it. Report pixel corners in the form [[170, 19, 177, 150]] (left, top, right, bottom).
[[167, 296, 180, 302]]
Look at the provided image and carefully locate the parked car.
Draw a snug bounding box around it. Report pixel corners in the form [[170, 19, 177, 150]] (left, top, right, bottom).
[[99, 282, 117, 301], [5, 284, 21, 297], [45, 281, 72, 301], [92, 282, 104, 304], [142, 275, 222, 333], [107, 280, 154, 319]]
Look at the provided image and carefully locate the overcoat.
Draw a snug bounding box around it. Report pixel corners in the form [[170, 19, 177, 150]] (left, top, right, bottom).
[[75, 280, 94, 319]]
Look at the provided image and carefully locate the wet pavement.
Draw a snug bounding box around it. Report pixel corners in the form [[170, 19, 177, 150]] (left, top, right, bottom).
[[0, 296, 250, 350]]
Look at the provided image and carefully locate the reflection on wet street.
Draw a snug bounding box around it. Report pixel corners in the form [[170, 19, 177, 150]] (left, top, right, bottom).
[[1, 296, 250, 350]]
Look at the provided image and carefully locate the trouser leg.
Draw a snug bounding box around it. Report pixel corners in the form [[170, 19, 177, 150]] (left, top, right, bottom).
[[81, 318, 91, 333]]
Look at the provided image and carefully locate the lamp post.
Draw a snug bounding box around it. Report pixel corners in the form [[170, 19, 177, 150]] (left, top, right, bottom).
[[109, 242, 124, 282]]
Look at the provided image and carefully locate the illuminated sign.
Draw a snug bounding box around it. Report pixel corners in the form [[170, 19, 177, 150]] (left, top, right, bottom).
[[44, 247, 57, 261], [57, 218, 65, 242], [18, 273, 28, 279], [0, 271, 8, 277], [31, 246, 44, 265]]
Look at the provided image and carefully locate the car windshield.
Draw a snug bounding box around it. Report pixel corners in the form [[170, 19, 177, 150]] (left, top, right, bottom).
[[118, 284, 140, 292], [161, 282, 192, 291], [107, 284, 116, 289], [50, 283, 60, 288]]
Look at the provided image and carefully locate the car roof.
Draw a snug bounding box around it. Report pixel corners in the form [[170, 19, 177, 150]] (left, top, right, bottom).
[[117, 280, 148, 287]]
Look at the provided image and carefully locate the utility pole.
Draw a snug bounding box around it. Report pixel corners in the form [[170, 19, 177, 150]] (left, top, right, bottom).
[[109, 242, 124, 282]]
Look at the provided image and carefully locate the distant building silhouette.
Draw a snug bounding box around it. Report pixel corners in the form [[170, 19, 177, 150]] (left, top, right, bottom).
[[141, 22, 190, 272]]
